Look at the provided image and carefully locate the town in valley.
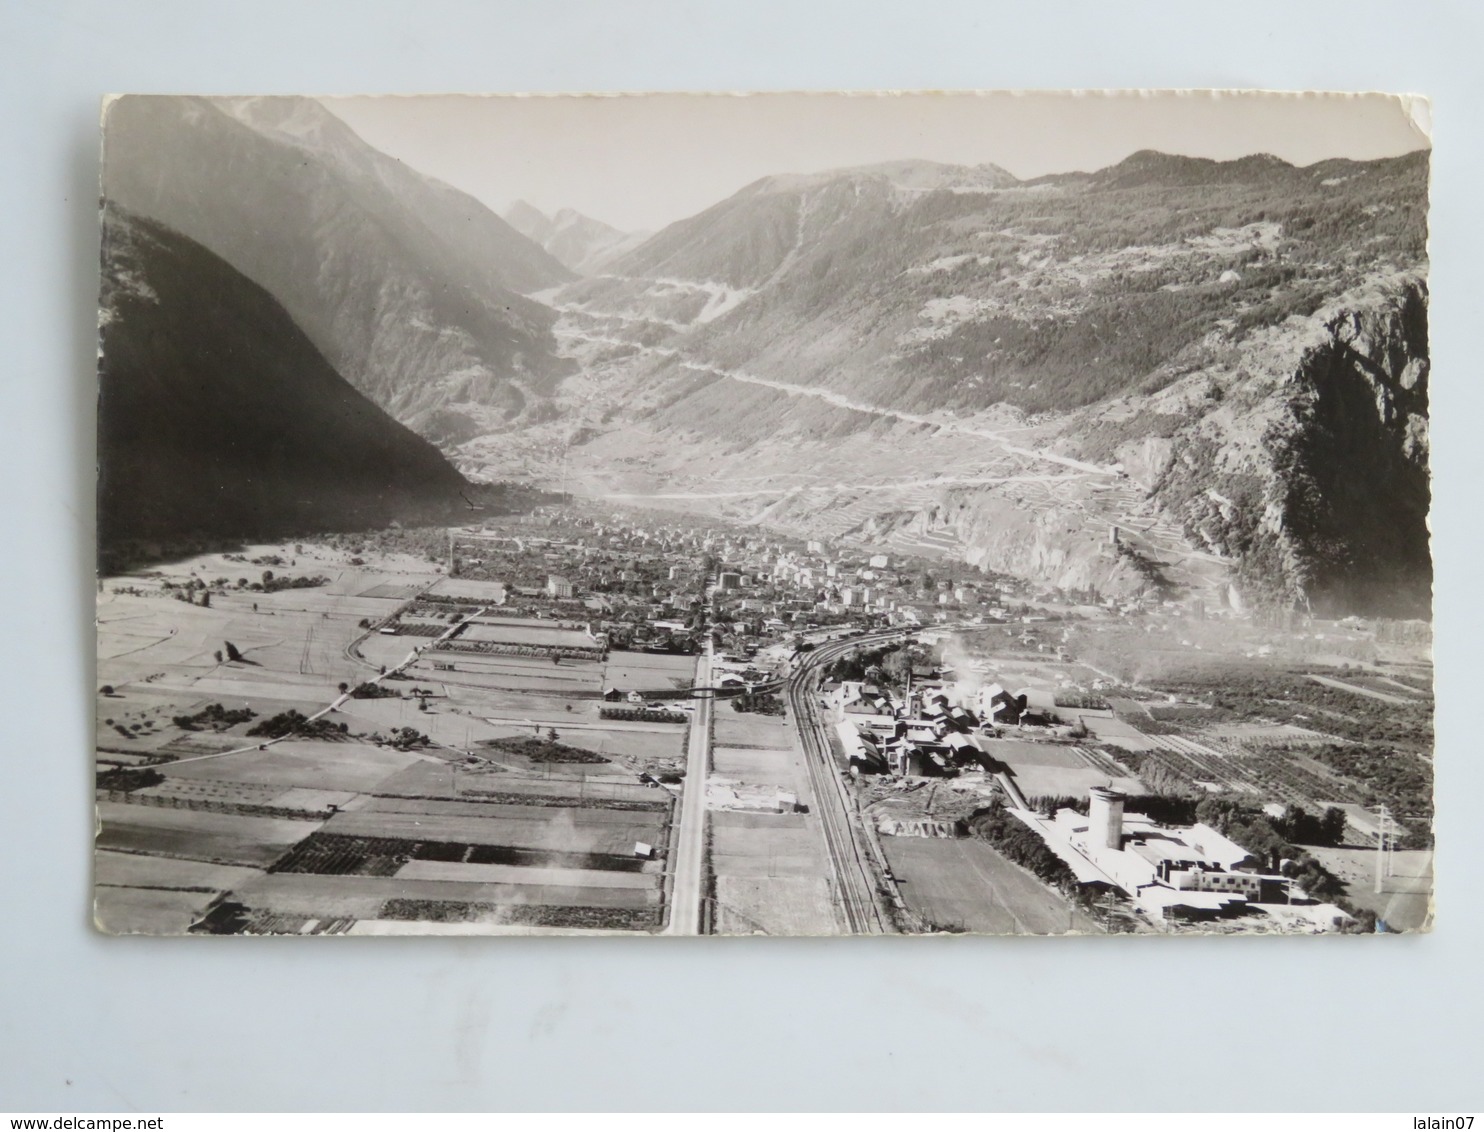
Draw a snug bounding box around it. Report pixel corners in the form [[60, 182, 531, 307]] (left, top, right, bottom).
[[96, 502, 1433, 935], [94, 93, 1433, 936]]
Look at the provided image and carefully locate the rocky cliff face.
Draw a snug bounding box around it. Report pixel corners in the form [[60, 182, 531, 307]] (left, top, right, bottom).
[[909, 274, 1431, 614], [951, 494, 1151, 596], [101, 96, 574, 441], [1151, 273, 1430, 617]]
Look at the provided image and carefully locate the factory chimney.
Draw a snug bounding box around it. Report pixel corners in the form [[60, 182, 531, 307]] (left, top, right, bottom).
[[1087, 787, 1126, 851]]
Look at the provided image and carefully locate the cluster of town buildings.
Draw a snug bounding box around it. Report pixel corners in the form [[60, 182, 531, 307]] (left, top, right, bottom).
[[830, 674, 1053, 779], [446, 509, 1047, 658], [435, 509, 1352, 929]]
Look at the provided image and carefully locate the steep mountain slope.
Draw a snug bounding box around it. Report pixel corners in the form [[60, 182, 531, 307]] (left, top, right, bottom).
[[477, 150, 1430, 617], [97, 207, 469, 556], [1146, 272, 1429, 616], [591, 160, 1014, 296], [101, 95, 575, 442], [503, 200, 648, 275]]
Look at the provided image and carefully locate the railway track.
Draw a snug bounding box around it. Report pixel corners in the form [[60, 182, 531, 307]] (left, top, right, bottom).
[[784, 629, 910, 935]]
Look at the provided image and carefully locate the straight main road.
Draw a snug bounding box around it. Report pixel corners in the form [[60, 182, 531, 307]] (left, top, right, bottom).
[[665, 640, 713, 935]]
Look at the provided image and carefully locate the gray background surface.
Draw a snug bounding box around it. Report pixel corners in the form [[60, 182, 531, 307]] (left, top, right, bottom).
[[1, 0, 1480, 1112]]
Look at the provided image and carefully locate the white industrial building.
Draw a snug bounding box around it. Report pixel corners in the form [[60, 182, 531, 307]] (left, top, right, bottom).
[[1015, 787, 1350, 927]]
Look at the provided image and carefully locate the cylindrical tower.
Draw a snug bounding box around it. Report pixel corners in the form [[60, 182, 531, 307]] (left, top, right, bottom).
[[1087, 787, 1126, 850]]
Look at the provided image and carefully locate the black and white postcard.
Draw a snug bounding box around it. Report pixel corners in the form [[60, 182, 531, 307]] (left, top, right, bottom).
[[94, 92, 1433, 936]]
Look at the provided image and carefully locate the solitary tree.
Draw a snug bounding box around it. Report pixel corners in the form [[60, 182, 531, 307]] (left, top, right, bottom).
[[1320, 806, 1349, 847], [547, 728, 560, 743], [213, 650, 224, 664]]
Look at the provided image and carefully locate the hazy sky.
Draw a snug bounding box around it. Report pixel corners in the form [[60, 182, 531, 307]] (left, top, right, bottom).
[[323, 91, 1429, 233]]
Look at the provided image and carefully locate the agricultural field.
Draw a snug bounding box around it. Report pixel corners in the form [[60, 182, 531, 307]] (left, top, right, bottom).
[[705, 695, 837, 934], [603, 652, 699, 693], [93, 850, 268, 935], [316, 805, 659, 853], [461, 623, 596, 648], [94, 886, 228, 935], [714, 711, 795, 751], [95, 800, 320, 868], [425, 577, 509, 602], [95, 541, 682, 935], [413, 654, 606, 697], [373, 759, 663, 805], [94, 849, 263, 892], [217, 870, 662, 932], [713, 746, 794, 780], [710, 811, 835, 935], [160, 740, 424, 793], [881, 836, 1101, 935], [145, 759, 675, 935]]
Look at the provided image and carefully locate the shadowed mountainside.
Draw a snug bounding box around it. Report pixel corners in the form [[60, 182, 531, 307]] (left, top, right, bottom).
[[97, 207, 470, 556], [101, 95, 575, 442]]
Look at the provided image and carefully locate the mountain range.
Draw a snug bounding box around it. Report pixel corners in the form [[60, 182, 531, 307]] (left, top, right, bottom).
[[469, 150, 1431, 617], [101, 95, 574, 446], [97, 97, 1431, 616], [503, 200, 648, 276]]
